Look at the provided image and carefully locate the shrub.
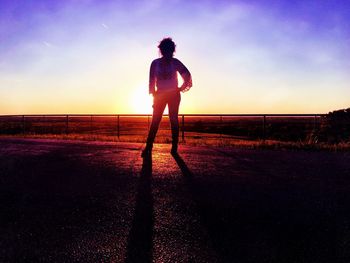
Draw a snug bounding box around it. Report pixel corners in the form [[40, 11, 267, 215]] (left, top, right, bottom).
[[318, 108, 350, 143]]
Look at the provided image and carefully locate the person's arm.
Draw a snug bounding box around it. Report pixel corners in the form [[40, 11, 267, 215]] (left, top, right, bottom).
[[149, 61, 156, 95], [175, 58, 192, 92]]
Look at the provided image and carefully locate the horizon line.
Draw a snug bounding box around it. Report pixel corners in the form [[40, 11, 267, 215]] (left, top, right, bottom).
[[0, 113, 328, 117]]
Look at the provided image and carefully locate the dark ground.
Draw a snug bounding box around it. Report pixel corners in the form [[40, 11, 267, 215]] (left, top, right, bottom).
[[0, 138, 350, 263]]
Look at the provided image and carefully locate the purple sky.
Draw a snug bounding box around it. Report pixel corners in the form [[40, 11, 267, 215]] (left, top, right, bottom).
[[1, 0, 349, 114]]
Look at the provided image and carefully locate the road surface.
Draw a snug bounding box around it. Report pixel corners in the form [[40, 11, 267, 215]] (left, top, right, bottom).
[[0, 138, 349, 262]]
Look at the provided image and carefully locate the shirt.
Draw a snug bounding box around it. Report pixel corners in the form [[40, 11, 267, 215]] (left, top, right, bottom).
[[149, 58, 192, 94]]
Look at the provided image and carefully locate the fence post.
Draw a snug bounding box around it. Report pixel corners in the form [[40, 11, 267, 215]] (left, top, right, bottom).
[[22, 115, 25, 135], [117, 115, 120, 138], [66, 115, 69, 134], [313, 115, 317, 131], [42, 115, 45, 134], [90, 115, 93, 136], [182, 115, 185, 142], [220, 115, 223, 139], [263, 115, 266, 141]]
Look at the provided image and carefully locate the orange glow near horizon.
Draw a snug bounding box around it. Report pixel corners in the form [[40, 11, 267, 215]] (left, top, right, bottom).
[[130, 85, 153, 114], [0, 87, 348, 115]]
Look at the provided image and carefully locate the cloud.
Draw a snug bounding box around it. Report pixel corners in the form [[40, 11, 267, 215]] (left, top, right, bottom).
[[43, 41, 53, 47]]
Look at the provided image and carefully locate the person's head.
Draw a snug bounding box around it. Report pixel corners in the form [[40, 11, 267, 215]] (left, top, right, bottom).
[[158, 37, 176, 58]]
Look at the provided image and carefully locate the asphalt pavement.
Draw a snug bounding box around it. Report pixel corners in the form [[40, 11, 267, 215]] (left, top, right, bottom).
[[0, 138, 349, 262]]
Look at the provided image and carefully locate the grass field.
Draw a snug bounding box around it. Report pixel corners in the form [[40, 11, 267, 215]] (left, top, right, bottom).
[[0, 115, 319, 138], [1, 114, 349, 150]]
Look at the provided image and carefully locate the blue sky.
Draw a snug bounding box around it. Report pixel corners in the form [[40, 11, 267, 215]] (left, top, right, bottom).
[[0, 0, 349, 114]]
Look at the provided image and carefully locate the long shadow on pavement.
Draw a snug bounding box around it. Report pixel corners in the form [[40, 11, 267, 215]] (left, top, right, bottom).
[[125, 155, 154, 263], [172, 152, 229, 262]]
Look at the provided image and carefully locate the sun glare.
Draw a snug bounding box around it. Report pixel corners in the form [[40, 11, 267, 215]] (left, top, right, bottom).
[[131, 86, 153, 114]]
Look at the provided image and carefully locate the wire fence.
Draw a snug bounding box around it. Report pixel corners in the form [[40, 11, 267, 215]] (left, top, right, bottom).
[[0, 114, 326, 143]]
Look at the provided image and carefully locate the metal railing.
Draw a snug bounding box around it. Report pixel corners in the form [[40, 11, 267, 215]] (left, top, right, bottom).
[[0, 113, 327, 142]]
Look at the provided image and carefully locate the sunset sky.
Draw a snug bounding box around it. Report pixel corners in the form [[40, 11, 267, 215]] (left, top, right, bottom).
[[1, 0, 349, 114]]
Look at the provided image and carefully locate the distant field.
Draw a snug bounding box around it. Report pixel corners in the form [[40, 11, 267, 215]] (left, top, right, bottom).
[[0, 115, 328, 142], [0, 115, 344, 150], [0, 115, 326, 146]]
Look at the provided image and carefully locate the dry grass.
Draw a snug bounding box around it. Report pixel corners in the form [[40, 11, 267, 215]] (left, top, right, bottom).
[[1, 133, 350, 151]]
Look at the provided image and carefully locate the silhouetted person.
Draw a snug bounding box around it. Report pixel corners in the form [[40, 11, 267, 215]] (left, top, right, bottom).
[[142, 38, 192, 157]]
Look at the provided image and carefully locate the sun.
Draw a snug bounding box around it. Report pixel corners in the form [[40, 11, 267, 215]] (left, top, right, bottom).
[[131, 86, 153, 114]]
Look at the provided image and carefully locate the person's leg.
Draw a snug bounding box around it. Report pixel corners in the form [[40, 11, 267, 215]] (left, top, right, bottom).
[[143, 94, 167, 156], [168, 91, 181, 154]]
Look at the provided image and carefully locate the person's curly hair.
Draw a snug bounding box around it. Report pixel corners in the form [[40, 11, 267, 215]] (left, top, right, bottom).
[[158, 37, 176, 56]]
